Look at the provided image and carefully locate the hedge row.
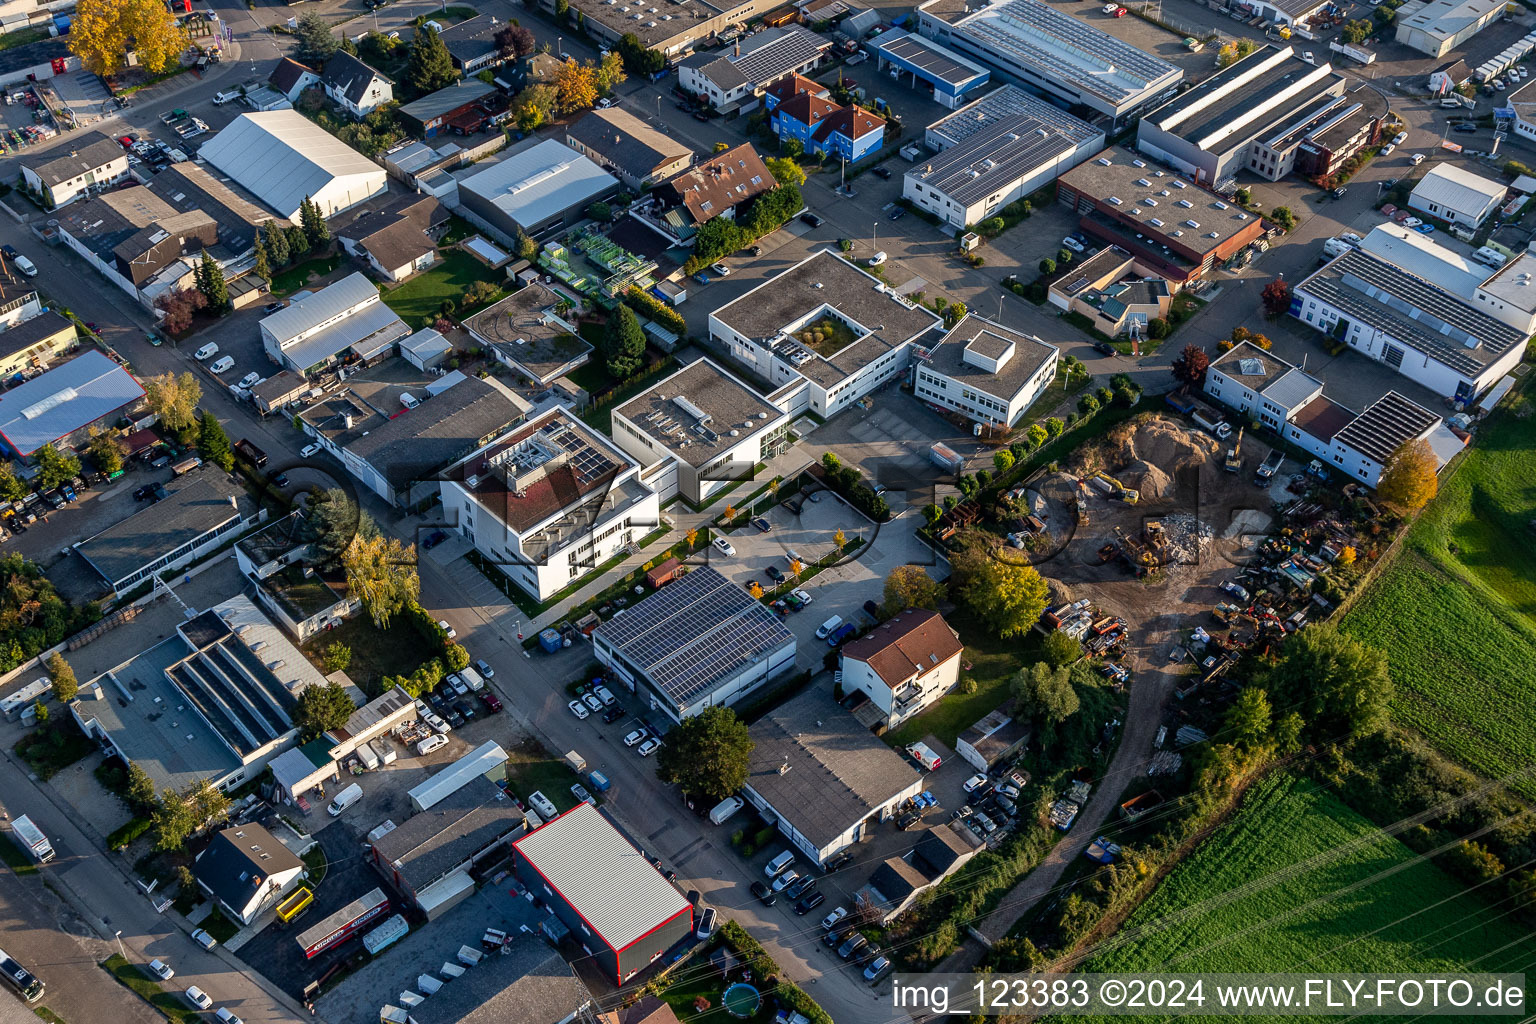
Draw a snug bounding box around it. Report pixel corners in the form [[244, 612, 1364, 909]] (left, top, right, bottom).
[[717, 922, 833, 1024]]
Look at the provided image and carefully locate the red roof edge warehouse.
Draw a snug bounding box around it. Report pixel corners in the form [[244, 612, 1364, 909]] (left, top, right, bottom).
[[511, 803, 694, 985]]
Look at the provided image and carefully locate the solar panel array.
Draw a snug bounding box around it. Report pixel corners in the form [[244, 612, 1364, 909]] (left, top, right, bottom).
[[881, 34, 981, 86], [930, 84, 1098, 148], [594, 567, 793, 708], [539, 417, 617, 486], [732, 28, 827, 85]]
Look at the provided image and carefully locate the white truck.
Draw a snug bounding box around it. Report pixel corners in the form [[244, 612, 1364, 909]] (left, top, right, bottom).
[[8, 815, 53, 863]]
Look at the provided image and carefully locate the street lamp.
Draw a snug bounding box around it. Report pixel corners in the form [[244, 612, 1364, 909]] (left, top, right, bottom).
[[557, 36, 563, 57], [872, 220, 878, 250], [114, 931, 126, 962]]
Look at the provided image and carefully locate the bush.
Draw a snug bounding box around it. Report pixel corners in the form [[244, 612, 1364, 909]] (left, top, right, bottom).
[[624, 286, 685, 335], [107, 817, 153, 851]]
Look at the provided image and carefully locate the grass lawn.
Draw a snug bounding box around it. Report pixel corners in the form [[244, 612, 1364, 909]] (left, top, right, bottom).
[[270, 253, 342, 296], [302, 845, 329, 885], [1342, 402, 1536, 795], [581, 356, 678, 432], [0, 26, 47, 52], [887, 606, 1042, 749], [1081, 773, 1536, 1004], [300, 616, 430, 695], [503, 740, 587, 815], [33, 1007, 67, 1024], [566, 359, 613, 394], [14, 718, 95, 780], [381, 249, 504, 329], [100, 954, 199, 1024], [200, 908, 239, 944]]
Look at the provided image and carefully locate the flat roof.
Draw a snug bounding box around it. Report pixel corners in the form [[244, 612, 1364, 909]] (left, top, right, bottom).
[[1359, 222, 1486, 295], [393, 938, 587, 1024], [1059, 148, 1263, 258], [512, 802, 692, 952], [910, 105, 1100, 206], [927, 83, 1092, 148], [921, 314, 1057, 404], [373, 776, 525, 891], [711, 250, 942, 389], [873, 28, 988, 88], [464, 284, 592, 382], [1262, 367, 1324, 410], [1478, 251, 1536, 311], [1212, 340, 1291, 390], [459, 140, 618, 229], [591, 565, 793, 710], [940, 0, 1180, 106], [744, 687, 923, 851], [0, 350, 143, 457], [398, 80, 498, 122], [1290, 394, 1356, 443], [1334, 390, 1440, 464], [1297, 249, 1525, 376], [566, 0, 747, 49], [346, 375, 527, 489], [615, 357, 782, 468], [76, 468, 251, 586]]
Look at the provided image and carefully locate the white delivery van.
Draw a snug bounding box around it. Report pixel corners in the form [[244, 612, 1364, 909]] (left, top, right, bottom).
[[355, 742, 380, 771], [1440, 97, 1462, 108], [458, 666, 484, 692], [815, 615, 843, 639], [906, 741, 942, 771], [765, 849, 795, 878], [709, 796, 745, 825], [328, 783, 363, 816]]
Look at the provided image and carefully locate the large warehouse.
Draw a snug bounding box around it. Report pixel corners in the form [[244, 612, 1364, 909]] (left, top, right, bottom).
[[1395, 0, 1506, 56], [199, 111, 388, 221], [905, 85, 1104, 229], [1135, 45, 1349, 187], [591, 565, 796, 721], [914, 0, 1182, 123], [457, 139, 618, 240], [511, 803, 693, 986]]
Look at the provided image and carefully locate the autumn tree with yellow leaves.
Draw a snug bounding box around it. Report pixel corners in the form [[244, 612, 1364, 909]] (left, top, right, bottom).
[[70, 0, 187, 76]]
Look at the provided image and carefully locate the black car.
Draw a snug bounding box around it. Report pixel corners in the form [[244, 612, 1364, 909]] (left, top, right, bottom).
[[454, 699, 477, 722], [1092, 341, 1118, 357], [823, 850, 854, 873], [863, 599, 881, 620], [602, 706, 625, 723], [263, 301, 285, 313], [748, 244, 764, 256], [872, 166, 892, 180], [693, 111, 709, 121], [426, 691, 448, 712], [133, 484, 157, 501], [271, 472, 290, 488], [444, 706, 466, 728], [1, 245, 18, 261], [794, 891, 826, 914], [888, 206, 905, 220], [750, 881, 778, 905], [422, 530, 447, 549], [766, 565, 786, 583], [783, 498, 803, 514], [675, 100, 691, 110], [800, 212, 824, 228], [785, 875, 816, 900]]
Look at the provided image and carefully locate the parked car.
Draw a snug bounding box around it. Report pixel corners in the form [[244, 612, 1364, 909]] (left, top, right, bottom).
[[751, 516, 772, 532], [712, 537, 735, 556], [799, 212, 824, 228], [791, 588, 813, 606], [867, 251, 887, 266], [300, 443, 323, 458], [1392, 130, 1408, 145], [453, 698, 477, 722], [568, 699, 590, 719], [528, 791, 558, 818], [771, 869, 801, 893], [570, 783, 594, 806], [872, 166, 892, 179], [474, 658, 495, 679], [795, 891, 826, 914], [1221, 581, 1250, 601], [711, 262, 731, 276], [436, 618, 456, 639], [766, 565, 785, 583], [823, 850, 853, 873], [185, 987, 212, 1010], [601, 706, 624, 723], [750, 881, 778, 905], [263, 301, 285, 313], [696, 906, 718, 937], [864, 956, 893, 983], [822, 906, 849, 930], [479, 692, 503, 713], [147, 960, 174, 981], [189, 929, 217, 950], [963, 773, 989, 793], [637, 737, 662, 757], [838, 933, 868, 959], [624, 728, 649, 747], [193, 342, 219, 361], [785, 875, 816, 900]]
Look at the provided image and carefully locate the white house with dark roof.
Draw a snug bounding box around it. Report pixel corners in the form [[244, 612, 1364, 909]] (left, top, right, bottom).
[[913, 314, 1058, 429], [838, 608, 963, 730], [321, 52, 393, 118], [565, 107, 693, 189], [19, 131, 129, 207], [193, 823, 306, 924], [678, 26, 832, 112]]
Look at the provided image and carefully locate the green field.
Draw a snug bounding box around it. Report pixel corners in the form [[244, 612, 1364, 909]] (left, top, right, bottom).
[[1342, 402, 1536, 794], [1081, 774, 1536, 991]]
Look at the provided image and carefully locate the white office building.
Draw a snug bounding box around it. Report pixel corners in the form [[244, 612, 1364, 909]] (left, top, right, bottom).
[[913, 314, 1058, 429]]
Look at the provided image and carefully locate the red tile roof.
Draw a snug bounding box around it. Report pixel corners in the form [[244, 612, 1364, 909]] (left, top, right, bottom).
[[774, 92, 839, 127], [841, 609, 962, 689], [813, 104, 886, 144], [763, 72, 828, 106], [661, 143, 778, 226]]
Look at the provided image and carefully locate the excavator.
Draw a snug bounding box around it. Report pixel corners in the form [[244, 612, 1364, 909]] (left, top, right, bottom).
[[1224, 426, 1244, 474]]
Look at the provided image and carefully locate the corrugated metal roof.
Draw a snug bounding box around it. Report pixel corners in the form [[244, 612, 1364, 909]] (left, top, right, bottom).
[[199, 110, 387, 218], [460, 140, 617, 230], [408, 740, 509, 810], [0, 350, 143, 456], [512, 802, 691, 951], [261, 272, 384, 344], [1410, 164, 1505, 219]]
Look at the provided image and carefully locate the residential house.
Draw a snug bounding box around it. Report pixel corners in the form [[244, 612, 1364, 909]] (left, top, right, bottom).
[[321, 52, 394, 118], [20, 132, 130, 207], [438, 16, 505, 73], [335, 194, 448, 282], [839, 608, 963, 730], [638, 143, 778, 244], [678, 26, 832, 112], [269, 57, 321, 103], [0, 309, 76, 378], [193, 824, 306, 925], [771, 91, 885, 161], [566, 107, 694, 189]]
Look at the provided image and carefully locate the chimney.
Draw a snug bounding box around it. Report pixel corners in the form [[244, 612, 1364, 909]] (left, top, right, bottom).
[[734, 41, 741, 56]]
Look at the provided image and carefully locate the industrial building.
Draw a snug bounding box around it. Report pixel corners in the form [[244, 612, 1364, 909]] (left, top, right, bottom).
[[397, 80, 500, 139], [610, 357, 792, 505], [913, 314, 1058, 429], [438, 407, 659, 601], [266, 686, 416, 805], [19, 131, 129, 207], [860, 825, 977, 923], [870, 28, 990, 110], [199, 111, 389, 220], [742, 687, 924, 865], [259, 272, 410, 374], [566, 107, 694, 189], [591, 564, 796, 720], [904, 85, 1103, 229], [1135, 45, 1350, 187], [1046, 245, 1173, 338], [0, 349, 143, 459], [1395, 0, 1506, 56], [913, 0, 1182, 123], [458, 139, 619, 240], [838, 609, 963, 731], [956, 705, 1032, 772], [1291, 227, 1529, 403], [511, 803, 694, 986], [709, 250, 945, 418], [408, 741, 510, 812], [1056, 147, 1268, 286], [1407, 164, 1506, 227], [467, 283, 594, 387]]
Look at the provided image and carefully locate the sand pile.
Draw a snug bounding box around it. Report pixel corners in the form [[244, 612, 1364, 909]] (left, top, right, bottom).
[[1102, 415, 1220, 473], [1122, 459, 1173, 500]]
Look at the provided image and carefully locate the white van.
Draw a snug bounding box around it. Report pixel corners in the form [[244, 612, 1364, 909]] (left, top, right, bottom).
[[355, 742, 380, 771], [1321, 237, 1352, 260], [328, 782, 363, 816], [709, 796, 745, 825], [906, 741, 942, 771], [1440, 97, 1462, 108], [1473, 246, 1508, 268], [765, 850, 795, 877], [400, 392, 420, 410], [458, 666, 484, 692], [815, 615, 843, 639]]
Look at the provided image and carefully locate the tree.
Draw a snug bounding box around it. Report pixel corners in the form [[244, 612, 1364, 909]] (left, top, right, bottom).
[[1040, 629, 1080, 669], [1271, 206, 1297, 231], [69, 0, 186, 76], [34, 444, 80, 490], [1039, 257, 1056, 276], [263, 220, 291, 266], [959, 556, 1049, 639], [295, 10, 340, 64], [253, 235, 272, 281], [512, 84, 556, 131], [1234, 187, 1252, 206], [192, 250, 228, 311], [594, 51, 626, 94], [993, 450, 1015, 475], [1147, 317, 1170, 340], [1010, 661, 1079, 731], [1337, 545, 1356, 567], [186, 778, 230, 831], [406, 24, 457, 94], [789, 557, 803, 578], [0, 462, 24, 502], [765, 156, 806, 186], [616, 32, 666, 75], [46, 651, 77, 704], [151, 787, 197, 851], [309, 487, 375, 567], [685, 527, 699, 550], [833, 527, 846, 554], [1226, 687, 1272, 749], [300, 197, 330, 246], [322, 642, 352, 673], [748, 580, 763, 599], [1171, 343, 1210, 388], [1341, 17, 1371, 43], [342, 534, 420, 627], [286, 224, 312, 260], [1044, 416, 1065, 439], [602, 304, 646, 380], [1215, 42, 1239, 68], [883, 565, 944, 616], [155, 287, 208, 334], [87, 429, 126, 476], [1261, 277, 1292, 317], [496, 24, 535, 57], [653, 706, 754, 802], [197, 411, 234, 471], [553, 59, 599, 114], [294, 681, 356, 739], [1262, 624, 1392, 740], [125, 761, 157, 812], [1376, 438, 1437, 511]]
